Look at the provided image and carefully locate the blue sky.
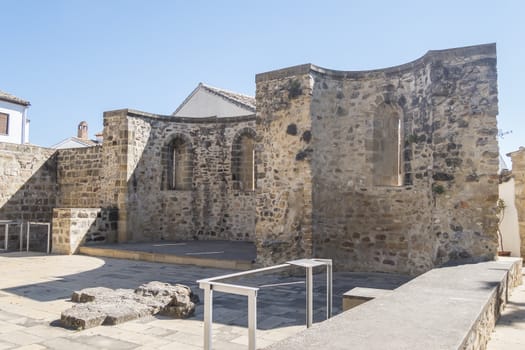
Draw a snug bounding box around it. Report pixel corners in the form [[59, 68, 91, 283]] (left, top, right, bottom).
[[2, 0, 523, 161]]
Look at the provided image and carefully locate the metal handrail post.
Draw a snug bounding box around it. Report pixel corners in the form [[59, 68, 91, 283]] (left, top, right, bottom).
[[248, 290, 257, 350], [45, 223, 50, 254], [306, 265, 313, 328], [26, 222, 30, 252], [203, 283, 213, 350], [19, 221, 23, 251], [3, 223, 8, 251], [327, 261, 333, 318]]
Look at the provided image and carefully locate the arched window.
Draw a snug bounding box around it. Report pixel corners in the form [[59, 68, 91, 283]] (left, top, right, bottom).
[[162, 135, 193, 190], [372, 103, 403, 186], [232, 129, 256, 191]]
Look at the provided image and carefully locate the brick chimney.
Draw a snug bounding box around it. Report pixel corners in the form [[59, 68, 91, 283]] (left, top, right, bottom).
[[77, 121, 88, 139]]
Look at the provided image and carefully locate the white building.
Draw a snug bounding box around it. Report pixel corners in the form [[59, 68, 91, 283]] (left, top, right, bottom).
[[498, 155, 521, 257], [51, 121, 101, 149], [173, 83, 255, 118], [0, 90, 30, 144]]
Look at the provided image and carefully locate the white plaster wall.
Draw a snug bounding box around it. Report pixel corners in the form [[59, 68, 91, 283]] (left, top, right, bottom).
[[499, 178, 521, 256], [174, 89, 253, 118], [0, 100, 27, 144]]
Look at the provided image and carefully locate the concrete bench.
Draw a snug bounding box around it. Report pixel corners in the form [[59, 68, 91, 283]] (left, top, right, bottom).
[[265, 257, 523, 350], [342, 287, 393, 311]]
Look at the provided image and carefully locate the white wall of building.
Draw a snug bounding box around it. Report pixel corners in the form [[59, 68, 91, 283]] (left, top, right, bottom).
[[0, 100, 29, 144], [499, 178, 521, 256], [174, 89, 253, 118]]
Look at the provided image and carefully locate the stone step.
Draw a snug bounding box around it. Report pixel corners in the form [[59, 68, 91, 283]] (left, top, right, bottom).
[[78, 245, 254, 270]]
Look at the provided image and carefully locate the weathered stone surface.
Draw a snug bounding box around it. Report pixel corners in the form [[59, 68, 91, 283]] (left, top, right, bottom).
[[52, 207, 118, 254], [135, 281, 199, 318], [60, 282, 197, 329], [0, 143, 56, 251], [255, 43, 499, 274], [61, 304, 106, 330], [71, 287, 114, 303]]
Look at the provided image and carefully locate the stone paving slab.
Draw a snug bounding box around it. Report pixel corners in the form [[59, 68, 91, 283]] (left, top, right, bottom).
[[0, 252, 410, 349]]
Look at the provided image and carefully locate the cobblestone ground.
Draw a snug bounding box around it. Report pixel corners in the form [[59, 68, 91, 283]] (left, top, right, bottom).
[[0, 252, 410, 349]]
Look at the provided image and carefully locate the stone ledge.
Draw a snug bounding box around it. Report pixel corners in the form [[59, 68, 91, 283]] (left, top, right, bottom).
[[342, 287, 394, 311], [264, 257, 522, 350], [78, 246, 254, 270]]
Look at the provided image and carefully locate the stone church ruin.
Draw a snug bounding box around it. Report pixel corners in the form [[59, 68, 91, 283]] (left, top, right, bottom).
[[0, 43, 499, 275]]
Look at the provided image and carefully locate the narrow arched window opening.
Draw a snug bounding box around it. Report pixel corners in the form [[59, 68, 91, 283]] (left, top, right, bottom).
[[373, 103, 403, 186], [232, 129, 256, 191], [162, 136, 193, 191]]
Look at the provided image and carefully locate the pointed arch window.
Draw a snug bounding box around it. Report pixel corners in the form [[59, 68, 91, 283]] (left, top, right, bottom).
[[232, 129, 256, 191], [372, 103, 403, 186], [162, 135, 193, 190]]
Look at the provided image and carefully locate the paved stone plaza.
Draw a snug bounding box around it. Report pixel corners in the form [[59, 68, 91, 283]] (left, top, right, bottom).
[[0, 252, 409, 349]]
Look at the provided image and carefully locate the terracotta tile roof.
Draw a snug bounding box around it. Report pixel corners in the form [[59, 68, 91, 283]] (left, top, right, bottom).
[[0, 89, 30, 106]]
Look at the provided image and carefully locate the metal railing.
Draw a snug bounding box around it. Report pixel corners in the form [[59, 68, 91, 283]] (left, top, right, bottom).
[[197, 258, 332, 350], [27, 222, 51, 254], [0, 220, 23, 251], [0, 220, 51, 254]]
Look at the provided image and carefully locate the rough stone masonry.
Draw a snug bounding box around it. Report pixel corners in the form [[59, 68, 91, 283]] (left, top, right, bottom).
[[0, 43, 499, 275]]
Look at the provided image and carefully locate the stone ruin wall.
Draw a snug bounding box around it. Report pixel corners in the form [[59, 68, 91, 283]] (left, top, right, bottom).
[[255, 43, 499, 274], [427, 44, 499, 268], [0, 143, 57, 222], [0, 109, 258, 251], [254, 71, 315, 264], [104, 109, 256, 243], [0, 43, 500, 273], [52, 207, 118, 254], [57, 146, 103, 208], [0, 143, 57, 251]]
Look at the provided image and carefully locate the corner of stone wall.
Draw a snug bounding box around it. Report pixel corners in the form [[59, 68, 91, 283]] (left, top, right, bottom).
[[254, 69, 315, 266], [101, 110, 130, 243], [51, 207, 118, 254], [429, 44, 499, 267]]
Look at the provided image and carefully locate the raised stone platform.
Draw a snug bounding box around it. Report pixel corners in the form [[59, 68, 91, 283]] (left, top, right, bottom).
[[265, 257, 523, 350], [79, 240, 256, 270]]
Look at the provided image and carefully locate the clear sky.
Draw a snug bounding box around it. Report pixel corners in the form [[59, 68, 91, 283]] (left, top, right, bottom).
[[2, 0, 523, 162]]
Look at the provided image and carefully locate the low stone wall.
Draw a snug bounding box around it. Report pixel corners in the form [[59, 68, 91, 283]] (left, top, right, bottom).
[[0, 143, 57, 222], [264, 258, 522, 350], [52, 208, 118, 254]]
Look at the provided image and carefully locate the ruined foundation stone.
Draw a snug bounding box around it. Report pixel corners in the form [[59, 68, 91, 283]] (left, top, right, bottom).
[[61, 282, 198, 329]]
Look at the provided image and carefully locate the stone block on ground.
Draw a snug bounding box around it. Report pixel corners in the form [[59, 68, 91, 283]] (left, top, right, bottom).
[[61, 304, 106, 329], [60, 281, 197, 329]]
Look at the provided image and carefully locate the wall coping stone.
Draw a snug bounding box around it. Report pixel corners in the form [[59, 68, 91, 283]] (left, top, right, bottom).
[[104, 109, 256, 124], [255, 43, 496, 82]]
